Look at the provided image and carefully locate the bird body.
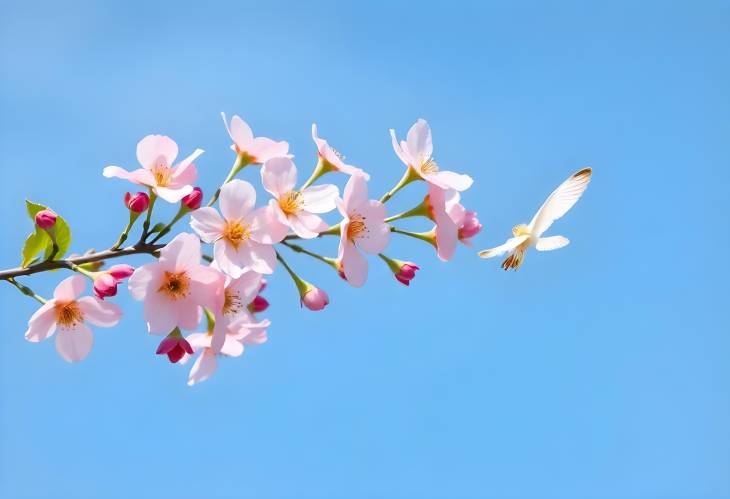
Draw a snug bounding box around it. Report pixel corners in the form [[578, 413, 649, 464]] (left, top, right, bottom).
[[479, 168, 592, 270]]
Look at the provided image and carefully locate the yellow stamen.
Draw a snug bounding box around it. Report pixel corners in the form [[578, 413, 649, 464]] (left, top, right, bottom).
[[223, 221, 251, 249], [347, 214, 367, 240], [152, 164, 172, 187], [420, 158, 439, 175], [55, 301, 83, 328], [158, 271, 190, 300], [223, 289, 244, 315], [279, 191, 303, 215]]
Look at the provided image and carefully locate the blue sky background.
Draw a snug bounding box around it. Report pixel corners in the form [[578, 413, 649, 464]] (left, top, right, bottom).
[[1, 1, 729, 498]]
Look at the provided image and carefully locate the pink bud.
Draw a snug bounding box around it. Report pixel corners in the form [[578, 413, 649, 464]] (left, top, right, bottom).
[[458, 211, 482, 241], [124, 191, 150, 213], [250, 295, 269, 313], [156, 336, 194, 364], [108, 264, 135, 279], [35, 209, 57, 229], [395, 262, 420, 286], [181, 187, 203, 210], [93, 273, 118, 299], [301, 287, 329, 311]]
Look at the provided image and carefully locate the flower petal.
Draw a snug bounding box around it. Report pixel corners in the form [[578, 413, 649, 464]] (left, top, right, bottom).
[[250, 205, 288, 244], [25, 301, 57, 343], [102, 166, 156, 186], [185, 333, 212, 352], [154, 185, 193, 203], [137, 135, 179, 169], [340, 239, 368, 287], [249, 137, 290, 164], [128, 262, 161, 300], [429, 170, 473, 192], [188, 265, 226, 313], [55, 323, 94, 363], [239, 241, 276, 274], [289, 212, 327, 239], [77, 296, 122, 327], [188, 349, 218, 386], [389, 129, 412, 166], [143, 292, 178, 335], [342, 173, 368, 212], [190, 207, 225, 243], [220, 179, 256, 221], [227, 270, 263, 307], [220, 335, 244, 357], [261, 157, 297, 198], [300, 184, 338, 214], [406, 119, 433, 162], [170, 159, 199, 188], [54, 275, 86, 301], [228, 115, 254, 148], [158, 233, 201, 272]]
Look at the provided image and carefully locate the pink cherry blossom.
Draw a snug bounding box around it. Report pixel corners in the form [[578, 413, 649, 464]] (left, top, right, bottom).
[[261, 157, 339, 239], [445, 190, 482, 245], [209, 266, 263, 353], [312, 124, 370, 179], [221, 113, 290, 164], [24, 275, 122, 362], [190, 179, 288, 277], [390, 119, 473, 192], [103, 135, 203, 203], [336, 174, 391, 287], [424, 184, 458, 261], [127, 233, 226, 334]]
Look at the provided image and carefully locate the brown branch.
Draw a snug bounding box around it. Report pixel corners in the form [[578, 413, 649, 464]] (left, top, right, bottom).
[[0, 243, 164, 280]]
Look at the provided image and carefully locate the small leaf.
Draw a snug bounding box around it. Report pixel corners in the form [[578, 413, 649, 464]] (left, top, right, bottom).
[[24, 199, 73, 261], [21, 228, 51, 267], [148, 222, 167, 234]]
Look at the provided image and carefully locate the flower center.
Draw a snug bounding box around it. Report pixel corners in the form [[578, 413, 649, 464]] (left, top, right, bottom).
[[223, 220, 251, 249], [158, 271, 190, 300], [420, 158, 439, 175], [55, 301, 83, 329], [223, 289, 244, 315], [347, 214, 367, 241], [279, 191, 303, 216]]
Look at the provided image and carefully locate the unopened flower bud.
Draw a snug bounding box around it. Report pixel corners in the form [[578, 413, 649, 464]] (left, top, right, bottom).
[[301, 286, 329, 311], [395, 262, 420, 286], [108, 264, 135, 279], [156, 333, 194, 364], [93, 273, 118, 299], [35, 209, 57, 229], [249, 295, 269, 313], [124, 191, 150, 213], [181, 187, 203, 210]]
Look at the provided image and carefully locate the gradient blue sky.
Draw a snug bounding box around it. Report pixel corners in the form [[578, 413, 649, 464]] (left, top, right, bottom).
[[1, 1, 729, 498]]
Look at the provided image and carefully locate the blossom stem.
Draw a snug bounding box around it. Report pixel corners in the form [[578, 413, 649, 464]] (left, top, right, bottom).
[[284, 224, 340, 241], [6, 278, 46, 304], [203, 308, 216, 333], [68, 263, 96, 281], [281, 241, 337, 269], [207, 154, 249, 207], [111, 212, 140, 250], [391, 227, 434, 245], [300, 159, 332, 190], [149, 206, 187, 244], [384, 199, 429, 223], [140, 189, 157, 241], [380, 167, 420, 203], [275, 251, 309, 296]]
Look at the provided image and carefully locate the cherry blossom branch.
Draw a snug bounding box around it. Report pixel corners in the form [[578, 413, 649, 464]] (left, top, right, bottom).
[[0, 243, 163, 280]]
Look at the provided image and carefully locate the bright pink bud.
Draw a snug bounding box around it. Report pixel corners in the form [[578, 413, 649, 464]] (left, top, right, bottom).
[[156, 336, 194, 364], [93, 273, 118, 299], [301, 287, 329, 311], [458, 211, 482, 241], [249, 295, 269, 313], [108, 264, 135, 279], [35, 209, 57, 229], [181, 187, 203, 210], [395, 262, 420, 286], [124, 191, 150, 213]]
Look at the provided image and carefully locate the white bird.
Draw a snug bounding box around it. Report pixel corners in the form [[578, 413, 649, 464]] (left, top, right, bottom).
[[478, 167, 592, 270]]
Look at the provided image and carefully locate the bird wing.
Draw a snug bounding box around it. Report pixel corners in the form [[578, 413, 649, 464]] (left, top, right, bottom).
[[535, 236, 570, 251], [478, 235, 529, 259], [528, 167, 592, 236]]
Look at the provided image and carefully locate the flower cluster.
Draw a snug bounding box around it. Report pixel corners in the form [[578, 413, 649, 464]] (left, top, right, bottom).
[[9, 114, 481, 386]]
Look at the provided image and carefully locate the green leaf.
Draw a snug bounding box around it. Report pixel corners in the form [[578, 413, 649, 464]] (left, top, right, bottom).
[[24, 199, 73, 262], [21, 228, 51, 267]]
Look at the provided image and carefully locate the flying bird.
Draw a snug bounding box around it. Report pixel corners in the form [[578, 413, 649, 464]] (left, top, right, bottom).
[[478, 167, 592, 270]]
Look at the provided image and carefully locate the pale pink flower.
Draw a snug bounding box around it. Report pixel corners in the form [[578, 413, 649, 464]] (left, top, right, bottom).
[[190, 180, 287, 276], [336, 174, 390, 287], [210, 266, 263, 353], [183, 318, 270, 386], [261, 157, 338, 239], [390, 119, 473, 191], [127, 233, 226, 334], [312, 124, 370, 179], [445, 191, 482, 245], [24, 275, 122, 362], [103, 135, 203, 203], [422, 184, 458, 261], [221, 113, 290, 164]]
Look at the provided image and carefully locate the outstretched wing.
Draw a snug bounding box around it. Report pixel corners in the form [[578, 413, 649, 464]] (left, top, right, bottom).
[[478, 235, 529, 259], [528, 168, 592, 236], [535, 235, 570, 251]]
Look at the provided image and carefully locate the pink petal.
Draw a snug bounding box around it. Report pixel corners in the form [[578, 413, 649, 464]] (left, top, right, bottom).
[[190, 207, 225, 243], [137, 135, 178, 169], [261, 157, 297, 198], [429, 170, 473, 192], [300, 184, 338, 214], [188, 265, 226, 313], [102, 166, 156, 186], [249, 137, 290, 164], [213, 239, 245, 278], [25, 301, 58, 343], [76, 296, 122, 327], [389, 129, 412, 166], [156, 336, 178, 354], [340, 238, 368, 287], [406, 119, 433, 161], [220, 335, 244, 357], [342, 173, 369, 212], [185, 333, 212, 352], [128, 262, 161, 300], [239, 241, 276, 275], [435, 216, 458, 262], [54, 275, 86, 301], [220, 179, 256, 221], [187, 349, 218, 386], [143, 292, 179, 335], [250, 204, 288, 244], [55, 323, 93, 363], [154, 185, 193, 203], [289, 212, 327, 239], [355, 224, 390, 256], [170, 160, 199, 188], [158, 233, 201, 272], [228, 114, 254, 148], [227, 270, 263, 307], [210, 320, 227, 353]]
